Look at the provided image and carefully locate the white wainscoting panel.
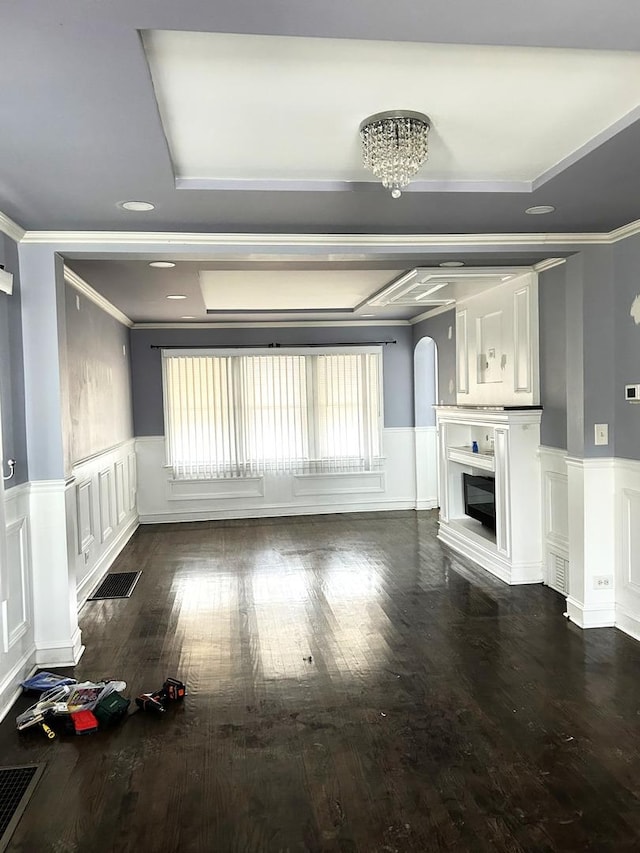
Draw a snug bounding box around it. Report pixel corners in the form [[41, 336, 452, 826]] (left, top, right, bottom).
[[76, 478, 94, 554], [0, 484, 36, 721], [168, 476, 264, 502], [127, 451, 137, 512], [415, 426, 438, 510], [72, 440, 139, 607], [136, 429, 417, 523], [565, 457, 616, 629], [115, 460, 127, 524], [5, 517, 30, 650], [293, 471, 384, 497], [615, 459, 640, 642], [98, 467, 114, 543], [539, 446, 569, 593]]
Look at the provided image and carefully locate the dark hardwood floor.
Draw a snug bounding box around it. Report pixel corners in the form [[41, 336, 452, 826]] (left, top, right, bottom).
[[3, 510, 640, 852]]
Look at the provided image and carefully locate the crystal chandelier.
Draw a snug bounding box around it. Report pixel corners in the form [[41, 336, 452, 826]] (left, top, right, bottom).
[[359, 110, 431, 199]]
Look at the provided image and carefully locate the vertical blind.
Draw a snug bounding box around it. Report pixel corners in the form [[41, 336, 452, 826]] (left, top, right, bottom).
[[162, 349, 383, 479]]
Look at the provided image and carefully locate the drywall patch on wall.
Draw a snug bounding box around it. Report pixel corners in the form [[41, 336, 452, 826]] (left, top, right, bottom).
[[630, 294, 640, 325]]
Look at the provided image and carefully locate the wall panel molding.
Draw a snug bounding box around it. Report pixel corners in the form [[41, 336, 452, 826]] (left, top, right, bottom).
[[76, 478, 94, 554], [71, 439, 138, 603], [98, 468, 114, 543], [136, 429, 417, 523]]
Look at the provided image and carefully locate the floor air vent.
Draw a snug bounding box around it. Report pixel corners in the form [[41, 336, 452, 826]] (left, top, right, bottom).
[[0, 765, 45, 853], [549, 552, 569, 594], [88, 571, 141, 601]]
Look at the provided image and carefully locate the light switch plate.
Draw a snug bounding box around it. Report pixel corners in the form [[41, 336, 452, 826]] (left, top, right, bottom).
[[594, 423, 609, 446]]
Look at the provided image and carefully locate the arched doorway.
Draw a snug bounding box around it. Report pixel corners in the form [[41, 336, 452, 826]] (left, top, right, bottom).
[[414, 336, 439, 509]]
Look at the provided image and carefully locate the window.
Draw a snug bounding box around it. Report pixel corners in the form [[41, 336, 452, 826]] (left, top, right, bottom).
[[162, 348, 383, 479]]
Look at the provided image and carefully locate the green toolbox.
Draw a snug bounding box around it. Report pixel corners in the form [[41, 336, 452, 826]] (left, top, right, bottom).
[[94, 691, 130, 727]]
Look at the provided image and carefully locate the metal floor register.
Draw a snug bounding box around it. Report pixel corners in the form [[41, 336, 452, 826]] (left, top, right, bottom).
[[88, 571, 142, 601]]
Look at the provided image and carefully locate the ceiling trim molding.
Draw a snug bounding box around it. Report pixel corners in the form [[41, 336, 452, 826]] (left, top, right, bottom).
[[176, 177, 533, 194], [131, 320, 410, 330], [0, 211, 26, 243], [19, 229, 611, 247], [532, 257, 567, 272], [13, 218, 640, 250], [609, 218, 640, 243], [63, 266, 133, 328]]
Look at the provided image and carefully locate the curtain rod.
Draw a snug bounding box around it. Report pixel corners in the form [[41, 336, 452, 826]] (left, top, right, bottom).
[[151, 341, 396, 350]]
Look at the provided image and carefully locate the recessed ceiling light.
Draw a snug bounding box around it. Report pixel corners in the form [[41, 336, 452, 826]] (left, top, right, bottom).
[[439, 261, 464, 268], [361, 314, 375, 318], [525, 205, 555, 215], [166, 294, 187, 300], [149, 261, 175, 269], [181, 315, 196, 319], [119, 200, 155, 212]]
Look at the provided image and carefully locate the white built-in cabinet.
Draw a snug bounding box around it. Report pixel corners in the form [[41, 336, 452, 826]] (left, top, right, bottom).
[[435, 406, 543, 585]]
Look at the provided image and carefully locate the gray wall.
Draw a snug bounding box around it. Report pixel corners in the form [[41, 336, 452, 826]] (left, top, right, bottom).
[[412, 310, 457, 406], [538, 265, 568, 450], [614, 233, 640, 461], [0, 235, 27, 485], [130, 325, 414, 435], [64, 284, 134, 463], [579, 246, 616, 458]]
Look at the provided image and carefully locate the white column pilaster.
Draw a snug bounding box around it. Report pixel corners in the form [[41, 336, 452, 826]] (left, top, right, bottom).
[[565, 457, 616, 628]]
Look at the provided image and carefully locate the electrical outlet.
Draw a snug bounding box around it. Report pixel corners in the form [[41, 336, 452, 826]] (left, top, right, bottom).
[[593, 575, 613, 589], [594, 423, 609, 446]]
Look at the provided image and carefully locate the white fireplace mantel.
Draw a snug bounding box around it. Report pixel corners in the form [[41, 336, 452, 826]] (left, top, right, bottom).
[[435, 406, 543, 585]]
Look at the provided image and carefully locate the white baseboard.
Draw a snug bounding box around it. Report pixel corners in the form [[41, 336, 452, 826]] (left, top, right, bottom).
[[416, 499, 438, 510], [439, 520, 543, 585], [614, 603, 640, 643], [35, 626, 84, 668], [139, 498, 417, 524], [77, 515, 139, 608], [564, 596, 616, 629], [0, 646, 37, 724]]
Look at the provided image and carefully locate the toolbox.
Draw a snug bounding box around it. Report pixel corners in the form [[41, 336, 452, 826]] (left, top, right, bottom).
[[94, 691, 130, 726], [70, 710, 99, 735]]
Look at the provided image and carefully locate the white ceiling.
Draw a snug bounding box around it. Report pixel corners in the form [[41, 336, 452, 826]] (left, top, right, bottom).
[[198, 269, 402, 311], [143, 30, 640, 186]]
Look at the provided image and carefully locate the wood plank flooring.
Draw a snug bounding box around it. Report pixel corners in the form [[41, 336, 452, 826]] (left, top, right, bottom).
[[3, 510, 640, 852]]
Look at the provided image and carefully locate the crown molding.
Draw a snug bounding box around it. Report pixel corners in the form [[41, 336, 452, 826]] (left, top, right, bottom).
[[0, 211, 26, 243], [532, 257, 568, 272], [19, 229, 612, 248], [63, 266, 133, 328], [176, 176, 533, 194], [10, 218, 640, 250], [609, 218, 640, 243], [131, 319, 410, 330]]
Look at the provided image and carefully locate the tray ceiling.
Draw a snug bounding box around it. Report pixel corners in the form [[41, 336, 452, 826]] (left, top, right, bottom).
[[2, 1, 640, 233], [143, 30, 640, 188]]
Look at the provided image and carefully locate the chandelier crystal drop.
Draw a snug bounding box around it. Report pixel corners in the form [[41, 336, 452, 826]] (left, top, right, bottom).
[[359, 110, 431, 199]]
